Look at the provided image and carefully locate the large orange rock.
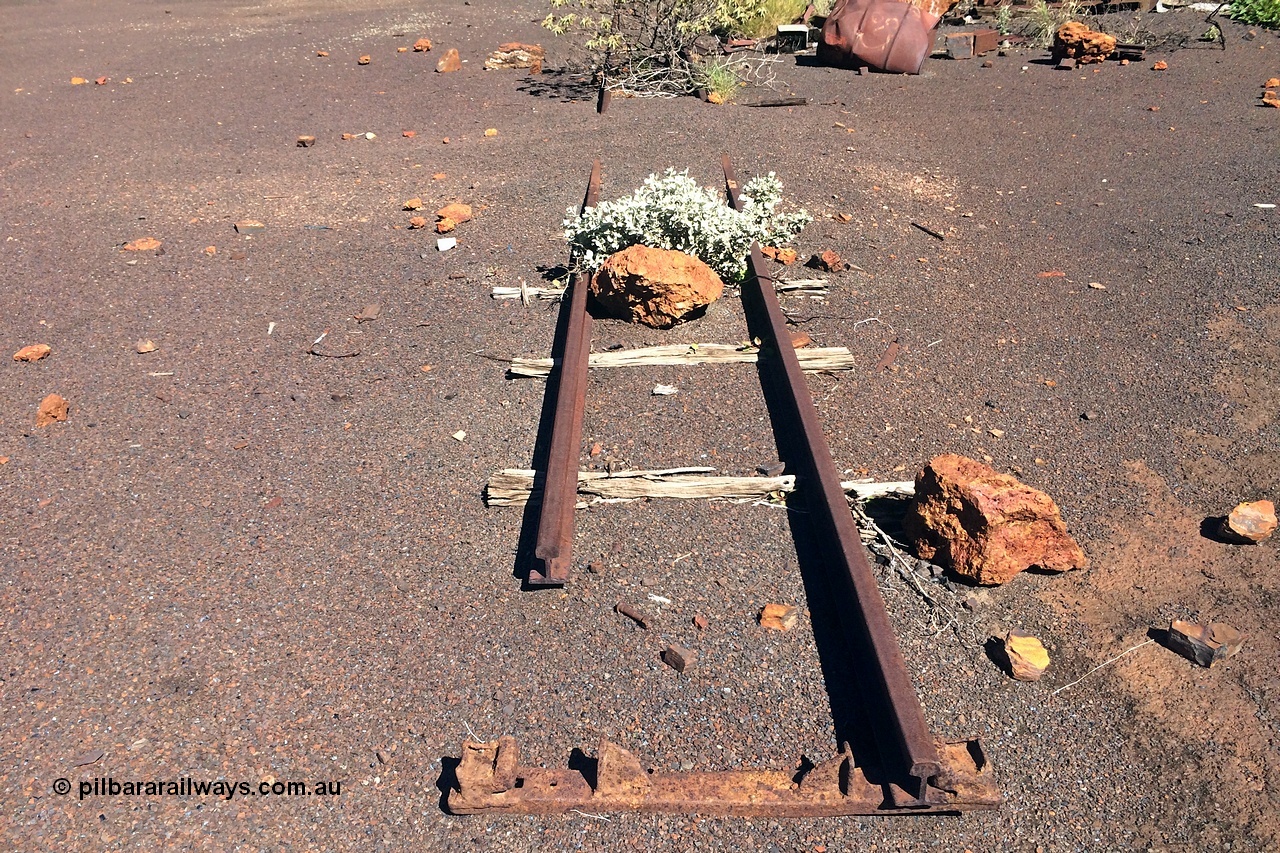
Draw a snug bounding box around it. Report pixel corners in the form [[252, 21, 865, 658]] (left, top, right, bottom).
[[903, 454, 1087, 585], [590, 246, 724, 329], [1054, 22, 1116, 65]]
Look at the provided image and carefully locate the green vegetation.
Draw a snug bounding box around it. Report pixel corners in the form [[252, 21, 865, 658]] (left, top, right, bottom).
[[1228, 0, 1280, 28]]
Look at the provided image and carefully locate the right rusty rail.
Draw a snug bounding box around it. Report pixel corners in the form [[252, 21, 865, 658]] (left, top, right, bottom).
[[723, 155, 942, 803]]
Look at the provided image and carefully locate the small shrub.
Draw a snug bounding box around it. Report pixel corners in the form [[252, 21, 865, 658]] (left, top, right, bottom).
[[718, 0, 811, 38], [1228, 0, 1280, 28], [695, 56, 742, 101], [1026, 0, 1085, 48], [564, 169, 811, 282]]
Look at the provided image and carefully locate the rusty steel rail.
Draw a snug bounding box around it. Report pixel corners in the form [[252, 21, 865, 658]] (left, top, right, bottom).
[[448, 736, 999, 816], [528, 160, 601, 586], [722, 155, 943, 802]]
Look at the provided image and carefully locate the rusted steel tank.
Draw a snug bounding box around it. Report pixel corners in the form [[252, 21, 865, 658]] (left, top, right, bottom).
[[818, 0, 941, 75]]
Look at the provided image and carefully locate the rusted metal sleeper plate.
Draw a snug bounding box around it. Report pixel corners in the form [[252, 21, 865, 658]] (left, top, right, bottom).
[[448, 737, 1000, 816], [722, 156, 947, 803], [529, 161, 601, 585]]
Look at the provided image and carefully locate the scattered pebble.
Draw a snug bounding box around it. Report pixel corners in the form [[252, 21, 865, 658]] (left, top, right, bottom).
[[661, 644, 696, 673], [36, 393, 68, 427], [1222, 500, 1276, 543], [12, 344, 51, 362], [1002, 631, 1050, 681], [759, 603, 799, 631], [1167, 619, 1245, 667], [135, 339, 157, 354]]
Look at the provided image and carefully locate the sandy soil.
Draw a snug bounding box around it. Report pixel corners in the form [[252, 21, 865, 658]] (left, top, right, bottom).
[[1, 1, 1277, 849]]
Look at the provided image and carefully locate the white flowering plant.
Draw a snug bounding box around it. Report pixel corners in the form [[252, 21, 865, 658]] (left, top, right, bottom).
[[563, 169, 811, 283]]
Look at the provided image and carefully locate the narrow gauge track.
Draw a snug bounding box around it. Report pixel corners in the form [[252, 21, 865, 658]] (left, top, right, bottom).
[[447, 158, 1001, 817]]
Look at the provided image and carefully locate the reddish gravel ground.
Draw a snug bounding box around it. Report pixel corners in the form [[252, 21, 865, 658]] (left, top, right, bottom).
[[2, 1, 1278, 850]]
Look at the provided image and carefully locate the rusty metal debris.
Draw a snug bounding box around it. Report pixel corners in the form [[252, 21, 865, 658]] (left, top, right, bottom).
[[817, 0, 941, 75], [528, 161, 601, 586], [449, 737, 1000, 816]]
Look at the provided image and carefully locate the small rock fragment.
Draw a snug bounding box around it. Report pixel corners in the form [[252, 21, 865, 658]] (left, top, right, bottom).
[[903, 454, 1087, 585], [71, 748, 106, 767], [1263, 91, 1280, 109], [95, 76, 108, 85], [484, 43, 544, 72], [402, 130, 416, 138], [435, 203, 473, 224], [234, 220, 266, 235], [408, 216, 428, 229], [1167, 619, 1246, 667], [1153, 60, 1168, 71], [706, 91, 724, 105], [435, 217, 457, 234], [397, 46, 408, 53], [693, 615, 708, 630], [759, 603, 799, 631], [1266, 77, 1280, 88], [363, 132, 376, 140], [451, 430, 466, 441], [341, 133, 358, 140], [296, 135, 316, 147], [37, 393, 69, 427], [1053, 22, 1115, 64], [204, 245, 217, 256], [590, 245, 724, 329], [1001, 631, 1049, 681], [413, 38, 432, 52], [135, 339, 157, 354], [661, 644, 696, 673], [436, 48, 462, 73], [122, 237, 162, 252], [651, 384, 678, 396], [484, 128, 498, 137], [13, 344, 51, 362], [1222, 500, 1277, 543], [358, 55, 371, 65], [71, 77, 87, 85], [316, 50, 329, 57], [789, 330, 813, 349], [760, 246, 798, 264], [354, 303, 381, 323], [403, 197, 424, 211], [808, 250, 848, 272]]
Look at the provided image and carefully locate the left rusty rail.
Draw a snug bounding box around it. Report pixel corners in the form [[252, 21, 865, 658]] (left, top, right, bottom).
[[529, 160, 602, 585]]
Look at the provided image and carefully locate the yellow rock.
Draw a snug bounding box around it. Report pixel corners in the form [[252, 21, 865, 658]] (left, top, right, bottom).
[[1003, 631, 1049, 681]]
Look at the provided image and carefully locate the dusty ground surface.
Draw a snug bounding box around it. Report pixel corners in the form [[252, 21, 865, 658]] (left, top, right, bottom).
[[2, 0, 1277, 849]]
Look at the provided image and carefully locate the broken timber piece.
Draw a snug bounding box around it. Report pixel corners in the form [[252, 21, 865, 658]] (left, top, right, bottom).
[[447, 737, 1001, 816], [1166, 620, 1246, 668], [505, 343, 855, 377], [483, 468, 914, 508]]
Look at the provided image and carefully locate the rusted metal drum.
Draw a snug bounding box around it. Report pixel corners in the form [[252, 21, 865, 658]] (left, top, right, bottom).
[[818, 0, 940, 75]]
